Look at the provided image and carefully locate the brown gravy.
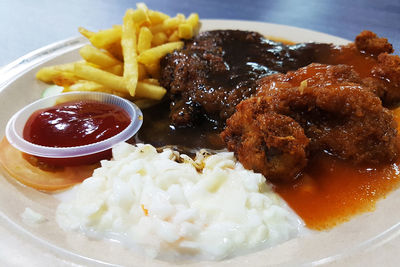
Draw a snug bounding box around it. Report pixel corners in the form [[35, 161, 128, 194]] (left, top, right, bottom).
[[134, 101, 225, 155]]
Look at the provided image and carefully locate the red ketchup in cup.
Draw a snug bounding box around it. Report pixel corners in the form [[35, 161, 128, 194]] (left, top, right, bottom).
[[23, 100, 131, 166], [6, 92, 143, 167]]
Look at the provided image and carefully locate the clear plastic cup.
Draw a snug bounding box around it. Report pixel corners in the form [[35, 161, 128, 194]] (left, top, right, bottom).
[[5, 92, 143, 160]]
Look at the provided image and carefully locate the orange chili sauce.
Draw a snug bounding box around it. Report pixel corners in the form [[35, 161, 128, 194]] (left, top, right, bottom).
[[274, 111, 400, 230], [264, 36, 400, 230]]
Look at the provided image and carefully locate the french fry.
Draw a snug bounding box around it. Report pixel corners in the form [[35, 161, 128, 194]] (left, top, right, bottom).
[[137, 27, 153, 54], [73, 63, 126, 93], [106, 41, 123, 61], [148, 10, 169, 25], [149, 23, 164, 34], [36, 7, 200, 104], [89, 26, 122, 49], [178, 23, 193, 39], [36, 62, 78, 83], [186, 13, 199, 29], [63, 80, 130, 98], [138, 63, 147, 80], [78, 27, 94, 39], [141, 78, 160, 85], [133, 98, 161, 109], [176, 14, 185, 21], [66, 80, 106, 92], [163, 16, 184, 31], [144, 63, 160, 78], [136, 2, 149, 12], [138, 41, 183, 66], [79, 45, 122, 67], [103, 64, 124, 76], [122, 9, 139, 96], [168, 30, 180, 42], [52, 72, 79, 87], [36, 68, 63, 83], [132, 8, 150, 26], [135, 82, 166, 100], [187, 13, 200, 36], [52, 62, 77, 72], [152, 32, 168, 46], [65, 80, 130, 98]]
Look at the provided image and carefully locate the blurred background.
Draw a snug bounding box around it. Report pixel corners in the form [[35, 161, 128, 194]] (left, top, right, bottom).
[[1, 0, 399, 66]]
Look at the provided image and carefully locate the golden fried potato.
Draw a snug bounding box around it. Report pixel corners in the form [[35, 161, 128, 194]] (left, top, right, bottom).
[[36, 62, 78, 83], [103, 64, 123, 76], [36, 6, 200, 103], [136, 82, 166, 100], [137, 27, 153, 54], [122, 9, 139, 96], [163, 14, 185, 31], [178, 23, 193, 39], [152, 32, 168, 46], [73, 63, 126, 93], [79, 45, 122, 67], [138, 41, 183, 66], [148, 10, 169, 24], [78, 27, 94, 39], [131, 8, 150, 26], [89, 26, 122, 49]]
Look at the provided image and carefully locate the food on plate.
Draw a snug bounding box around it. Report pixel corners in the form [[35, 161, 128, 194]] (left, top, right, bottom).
[[160, 30, 331, 127], [221, 63, 399, 181], [56, 142, 302, 260], [221, 100, 309, 182], [161, 30, 400, 128], [21, 207, 47, 225], [79, 45, 122, 68], [121, 8, 140, 96], [35, 3, 199, 104], [156, 29, 400, 230], [315, 30, 400, 106]]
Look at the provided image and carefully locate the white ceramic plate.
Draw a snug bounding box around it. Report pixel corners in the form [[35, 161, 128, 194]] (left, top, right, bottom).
[[1, 20, 400, 267]]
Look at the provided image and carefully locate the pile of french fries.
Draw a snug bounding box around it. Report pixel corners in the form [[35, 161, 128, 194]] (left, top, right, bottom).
[[36, 3, 200, 107]]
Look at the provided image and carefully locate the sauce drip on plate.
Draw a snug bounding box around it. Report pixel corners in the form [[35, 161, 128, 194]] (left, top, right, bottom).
[[274, 154, 400, 230]]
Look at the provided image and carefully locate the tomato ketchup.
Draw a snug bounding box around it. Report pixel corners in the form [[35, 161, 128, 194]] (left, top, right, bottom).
[[23, 100, 131, 166]]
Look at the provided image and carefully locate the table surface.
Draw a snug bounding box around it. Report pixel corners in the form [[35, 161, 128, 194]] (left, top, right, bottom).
[[1, 0, 400, 67], [1, 0, 400, 266]]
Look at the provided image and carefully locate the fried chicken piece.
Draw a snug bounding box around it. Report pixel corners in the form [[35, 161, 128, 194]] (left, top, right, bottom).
[[258, 64, 399, 164], [221, 97, 309, 182], [221, 64, 400, 181], [367, 53, 400, 105], [317, 30, 400, 105], [355, 30, 393, 56]]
